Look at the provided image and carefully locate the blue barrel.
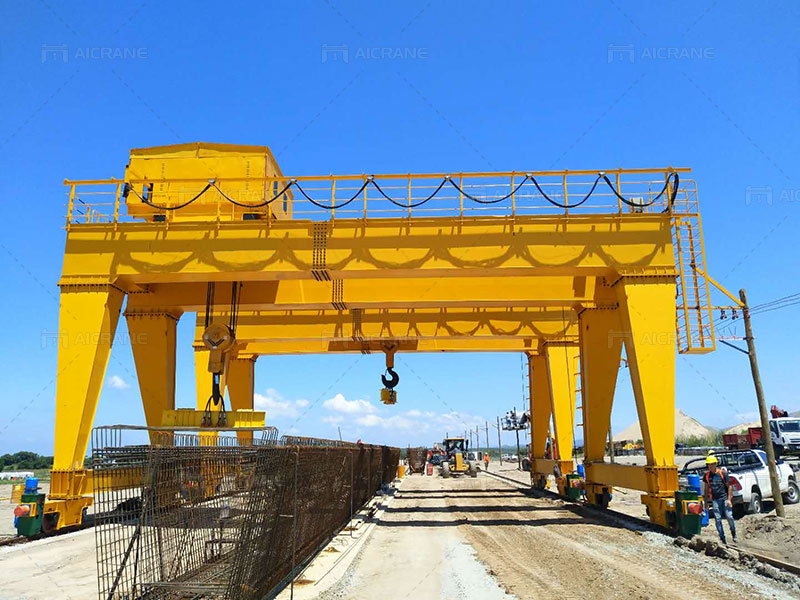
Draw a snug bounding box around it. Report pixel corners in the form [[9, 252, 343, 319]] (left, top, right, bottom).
[[576, 464, 585, 478], [686, 474, 709, 527], [24, 477, 38, 493]]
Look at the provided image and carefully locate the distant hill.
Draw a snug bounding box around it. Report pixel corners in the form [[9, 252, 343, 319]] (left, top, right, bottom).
[[613, 409, 710, 442], [725, 409, 800, 434]]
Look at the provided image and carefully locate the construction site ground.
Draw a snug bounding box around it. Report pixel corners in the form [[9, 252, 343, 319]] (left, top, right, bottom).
[[313, 466, 798, 599], [1, 468, 800, 599]]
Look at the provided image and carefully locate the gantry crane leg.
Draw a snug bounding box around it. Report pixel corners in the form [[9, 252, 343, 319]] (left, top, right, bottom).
[[226, 357, 256, 442], [126, 311, 179, 438], [578, 307, 623, 508], [583, 275, 678, 527], [544, 342, 580, 495], [528, 353, 552, 489], [49, 284, 124, 530]]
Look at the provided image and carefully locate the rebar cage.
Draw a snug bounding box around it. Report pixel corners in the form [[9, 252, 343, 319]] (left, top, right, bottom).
[[406, 447, 428, 473], [93, 426, 400, 600]]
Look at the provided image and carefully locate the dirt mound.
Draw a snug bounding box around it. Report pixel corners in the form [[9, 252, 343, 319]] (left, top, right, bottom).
[[737, 513, 800, 564], [614, 409, 710, 442], [724, 421, 760, 435]]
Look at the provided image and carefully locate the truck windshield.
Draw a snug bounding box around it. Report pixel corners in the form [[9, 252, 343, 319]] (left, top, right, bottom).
[[779, 421, 800, 432]]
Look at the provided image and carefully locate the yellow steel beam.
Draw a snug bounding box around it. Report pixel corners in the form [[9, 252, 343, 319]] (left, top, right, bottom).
[[123, 276, 610, 311], [199, 307, 580, 344], [228, 337, 548, 355], [161, 409, 264, 428], [60, 215, 676, 285]]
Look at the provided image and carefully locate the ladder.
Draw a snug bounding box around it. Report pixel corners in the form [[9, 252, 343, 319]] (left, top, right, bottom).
[[671, 184, 715, 353]]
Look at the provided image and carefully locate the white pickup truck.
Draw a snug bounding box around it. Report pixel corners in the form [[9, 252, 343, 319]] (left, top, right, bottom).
[[679, 449, 800, 516]]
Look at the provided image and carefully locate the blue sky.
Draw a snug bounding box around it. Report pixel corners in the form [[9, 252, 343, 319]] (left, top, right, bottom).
[[0, 1, 798, 454]]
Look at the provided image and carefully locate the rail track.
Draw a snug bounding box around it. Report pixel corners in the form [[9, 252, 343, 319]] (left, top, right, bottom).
[[481, 468, 800, 578]]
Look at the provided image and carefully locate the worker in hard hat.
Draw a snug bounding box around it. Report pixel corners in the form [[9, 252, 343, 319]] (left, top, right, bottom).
[[704, 453, 737, 544], [483, 452, 490, 471]]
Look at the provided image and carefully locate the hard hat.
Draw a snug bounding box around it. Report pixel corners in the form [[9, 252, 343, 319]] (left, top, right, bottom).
[[706, 454, 718, 465]]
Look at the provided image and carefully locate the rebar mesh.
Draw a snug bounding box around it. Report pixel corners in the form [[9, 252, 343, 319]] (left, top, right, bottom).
[[93, 426, 399, 600]]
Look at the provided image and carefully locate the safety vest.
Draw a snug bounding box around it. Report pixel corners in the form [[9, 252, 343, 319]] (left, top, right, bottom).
[[703, 469, 729, 496]]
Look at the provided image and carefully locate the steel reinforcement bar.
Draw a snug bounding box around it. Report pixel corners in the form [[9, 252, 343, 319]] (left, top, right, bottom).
[[92, 426, 400, 600]]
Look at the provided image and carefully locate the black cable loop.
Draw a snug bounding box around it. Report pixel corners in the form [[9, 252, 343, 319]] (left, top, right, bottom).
[[210, 180, 293, 208], [292, 178, 371, 210], [601, 171, 679, 209], [125, 182, 214, 211], [528, 175, 602, 209], [446, 175, 531, 204], [368, 177, 449, 208]]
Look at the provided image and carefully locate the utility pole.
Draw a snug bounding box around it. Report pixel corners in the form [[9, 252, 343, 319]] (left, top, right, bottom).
[[475, 426, 481, 457], [514, 406, 522, 470], [485, 422, 490, 458], [496, 416, 503, 465], [740, 288, 784, 517]]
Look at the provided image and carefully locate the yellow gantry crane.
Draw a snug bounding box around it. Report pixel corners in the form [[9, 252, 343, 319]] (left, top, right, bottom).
[[41, 142, 736, 533]]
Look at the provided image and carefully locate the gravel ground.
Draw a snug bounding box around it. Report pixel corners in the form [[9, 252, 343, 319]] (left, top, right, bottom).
[[318, 469, 799, 599]]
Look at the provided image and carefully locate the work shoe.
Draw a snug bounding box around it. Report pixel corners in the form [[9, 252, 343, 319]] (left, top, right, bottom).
[[732, 535, 738, 543]]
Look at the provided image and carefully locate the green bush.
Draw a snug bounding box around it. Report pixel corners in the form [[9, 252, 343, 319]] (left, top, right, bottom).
[[676, 431, 722, 447]]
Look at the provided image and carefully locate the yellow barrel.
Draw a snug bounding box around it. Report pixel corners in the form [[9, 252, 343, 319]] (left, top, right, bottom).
[[397, 465, 406, 478], [10, 483, 23, 504]]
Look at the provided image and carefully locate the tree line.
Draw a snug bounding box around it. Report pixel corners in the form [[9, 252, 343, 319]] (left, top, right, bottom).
[[1, 451, 53, 470]]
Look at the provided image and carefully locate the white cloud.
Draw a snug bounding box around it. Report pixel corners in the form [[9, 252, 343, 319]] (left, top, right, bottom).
[[322, 415, 344, 425], [356, 414, 418, 430], [323, 393, 376, 415], [107, 375, 130, 390], [406, 409, 422, 417], [254, 388, 308, 418]]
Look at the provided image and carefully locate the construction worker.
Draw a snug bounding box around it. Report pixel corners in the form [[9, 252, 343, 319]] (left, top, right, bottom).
[[704, 453, 737, 544], [483, 452, 490, 471]]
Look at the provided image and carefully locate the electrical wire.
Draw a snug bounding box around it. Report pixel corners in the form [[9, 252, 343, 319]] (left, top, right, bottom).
[[122, 170, 680, 213]]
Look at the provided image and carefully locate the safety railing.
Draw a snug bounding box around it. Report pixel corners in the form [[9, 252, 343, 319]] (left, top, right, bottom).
[[63, 167, 696, 227]]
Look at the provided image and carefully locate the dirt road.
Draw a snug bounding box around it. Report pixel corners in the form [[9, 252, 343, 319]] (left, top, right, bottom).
[[320, 472, 799, 600]]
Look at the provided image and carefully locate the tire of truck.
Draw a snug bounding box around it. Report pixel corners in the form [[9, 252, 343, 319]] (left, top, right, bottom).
[[441, 462, 450, 478], [469, 463, 478, 478], [521, 458, 531, 472], [783, 479, 800, 505], [749, 490, 763, 514], [775, 445, 784, 460]]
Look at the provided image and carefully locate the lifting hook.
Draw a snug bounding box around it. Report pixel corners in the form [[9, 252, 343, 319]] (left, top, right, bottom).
[[381, 368, 400, 389]]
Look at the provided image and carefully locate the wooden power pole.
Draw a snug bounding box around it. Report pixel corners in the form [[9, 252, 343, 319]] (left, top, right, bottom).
[[740, 288, 784, 518], [496, 416, 503, 465]]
